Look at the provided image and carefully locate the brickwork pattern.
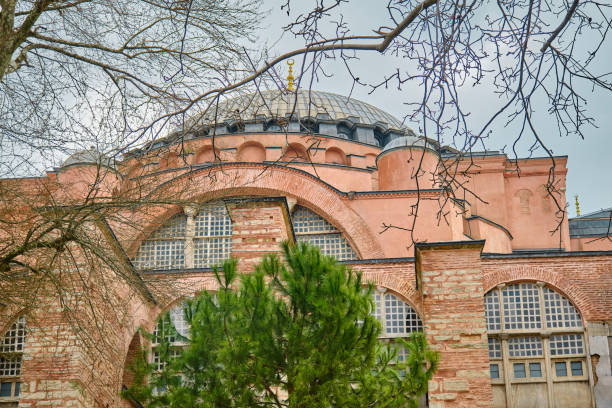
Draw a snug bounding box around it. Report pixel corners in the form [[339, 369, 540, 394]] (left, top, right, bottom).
[[418, 246, 493, 407], [227, 200, 290, 272]]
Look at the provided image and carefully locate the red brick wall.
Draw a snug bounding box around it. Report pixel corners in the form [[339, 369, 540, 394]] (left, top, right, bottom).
[[227, 199, 291, 271]]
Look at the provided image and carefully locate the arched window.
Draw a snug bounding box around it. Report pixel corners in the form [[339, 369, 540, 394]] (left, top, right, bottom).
[[134, 201, 232, 270], [0, 317, 26, 401], [151, 303, 190, 371], [299, 119, 319, 134], [336, 123, 354, 140], [134, 214, 187, 269], [484, 283, 591, 408], [291, 205, 357, 261], [372, 289, 423, 362], [374, 127, 388, 147]]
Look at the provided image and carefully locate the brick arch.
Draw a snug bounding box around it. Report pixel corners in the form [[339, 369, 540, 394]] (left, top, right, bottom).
[[141, 164, 384, 259], [118, 274, 220, 393], [361, 270, 422, 317], [483, 265, 592, 320]]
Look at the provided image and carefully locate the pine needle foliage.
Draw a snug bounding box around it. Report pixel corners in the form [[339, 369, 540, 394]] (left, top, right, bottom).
[[124, 242, 438, 407]]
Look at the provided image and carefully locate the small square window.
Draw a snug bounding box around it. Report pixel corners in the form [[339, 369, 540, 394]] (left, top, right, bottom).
[[0, 382, 11, 397], [571, 361, 583, 376], [490, 363, 500, 379], [555, 361, 567, 377], [529, 362, 542, 377], [514, 363, 526, 378]]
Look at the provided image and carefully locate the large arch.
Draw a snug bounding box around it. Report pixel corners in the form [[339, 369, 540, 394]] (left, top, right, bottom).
[[132, 164, 384, 259], [482, 264, 592, 320]]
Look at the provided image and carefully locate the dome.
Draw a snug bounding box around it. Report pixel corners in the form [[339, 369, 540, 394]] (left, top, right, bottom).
[[61, 148, 114, 169], [198, 89, 408, 130]]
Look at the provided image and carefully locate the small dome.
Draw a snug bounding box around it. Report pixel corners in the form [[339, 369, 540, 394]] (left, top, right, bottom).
[[61, 148, 114, 169], [381, 136, 435, 154]]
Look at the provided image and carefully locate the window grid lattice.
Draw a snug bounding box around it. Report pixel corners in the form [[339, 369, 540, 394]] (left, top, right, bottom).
[[543, 288, 582, 329], [0, 357, 21, 377], [550, 334, 584, 356], [152, 304, 190, 371], [485, 283, 588, 390], [0, 317, 26, 378], [376, 293, 423, 336], [501, 283, 541, 330], [507, 336, 543, 357], [194, 237, 232, 268], [134, 214, 187, 269], [373, 293, 382, 322], [194, 203, 232, 237], [488, 337, 502, 359], [296, 234, 356, 261], [153, 304, 190, 345], [134, 201, 233, 270], [151, 215, 186, 239], [373, 292, 423, 364], [484, 291, 501, 331], [152, 349, 182, 371], [1, 318, 25, 353], [292, 206, 356, 261], [292, 206, 337, 234]]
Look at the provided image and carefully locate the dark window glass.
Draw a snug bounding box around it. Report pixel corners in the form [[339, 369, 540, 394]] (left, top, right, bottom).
[[14, 382, 20, 396], [0, 382, 11, 397], [490, 363, 500, 379], [555, 361, 567, 377], [513, 363, 526, 378], [529, 362, 542, 377], [571, 361, 583, 376]]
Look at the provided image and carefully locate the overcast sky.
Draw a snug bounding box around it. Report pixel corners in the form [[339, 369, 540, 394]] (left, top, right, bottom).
[[261, 1, 612, 217]]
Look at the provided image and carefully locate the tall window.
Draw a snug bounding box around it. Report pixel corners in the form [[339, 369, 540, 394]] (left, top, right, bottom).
[[134, 201, 232, 270], [485, 282, 590, 408], [0, 317, 26, 403], [291, 205, 357, 261]]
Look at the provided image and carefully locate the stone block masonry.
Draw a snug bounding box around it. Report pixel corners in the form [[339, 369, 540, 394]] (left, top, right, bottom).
[[416, 241, 493, 407]]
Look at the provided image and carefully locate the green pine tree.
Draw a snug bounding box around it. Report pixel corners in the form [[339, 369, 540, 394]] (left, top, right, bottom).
[[124, 242, 438, 407]]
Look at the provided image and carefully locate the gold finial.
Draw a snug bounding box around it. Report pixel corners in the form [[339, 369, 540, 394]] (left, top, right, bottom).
[[286, 59, 295, 91], [575, 195, 581, 216]]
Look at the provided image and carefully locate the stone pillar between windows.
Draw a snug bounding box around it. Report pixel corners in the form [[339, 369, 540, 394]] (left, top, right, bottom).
[[226, 198, 293, 272], [499, 333, 512, 407], [415, 240, 492, 408], [184, 206, 197, 268]]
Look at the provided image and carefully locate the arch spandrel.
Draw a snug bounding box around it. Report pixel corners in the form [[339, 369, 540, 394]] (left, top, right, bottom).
[[132, 164, 384, 259]]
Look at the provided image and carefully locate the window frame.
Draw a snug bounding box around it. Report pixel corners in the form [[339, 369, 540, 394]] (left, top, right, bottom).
[[134, 201, 233, 271], [0, 317, 26, 403], [484, 281, 591, 401], [291, 205, 357, 261]]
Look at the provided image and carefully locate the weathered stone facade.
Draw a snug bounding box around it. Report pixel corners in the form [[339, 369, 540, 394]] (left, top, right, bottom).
[[1, 90, 611, 407]]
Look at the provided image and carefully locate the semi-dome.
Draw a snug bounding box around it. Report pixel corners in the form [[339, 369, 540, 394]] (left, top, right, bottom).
[[61, 148, 114, 169], [380, 135, 436, 154], [199, 89, 409, 130]]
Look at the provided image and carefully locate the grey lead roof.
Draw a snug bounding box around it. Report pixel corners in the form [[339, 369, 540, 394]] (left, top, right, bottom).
[[569, 208, 612, 237], [61, 148, 114, 169], [198, 90, 406, 129]]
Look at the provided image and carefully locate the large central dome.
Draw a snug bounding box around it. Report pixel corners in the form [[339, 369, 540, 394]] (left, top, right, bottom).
[[201, 89, 405, 129]]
